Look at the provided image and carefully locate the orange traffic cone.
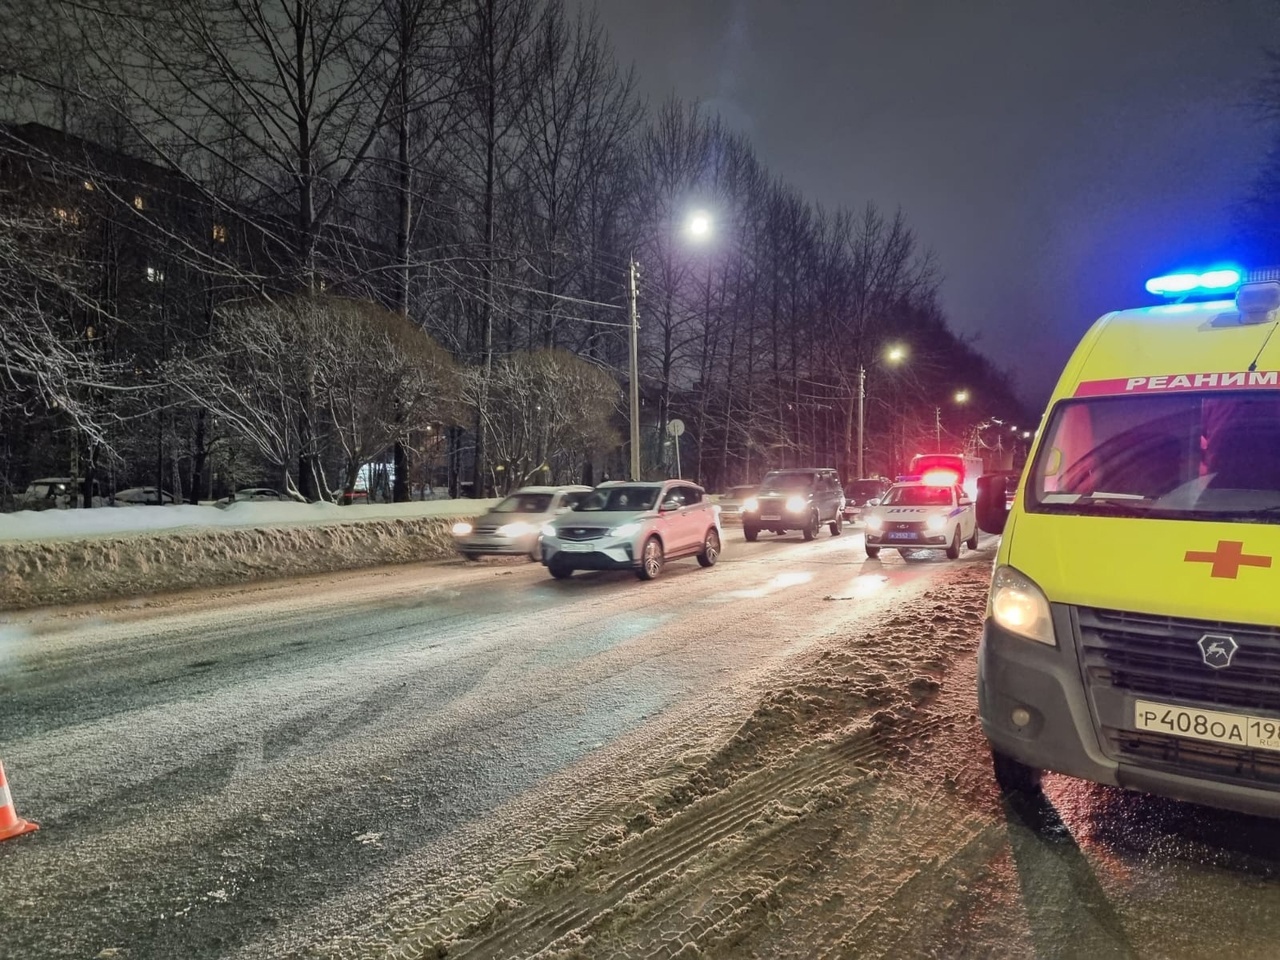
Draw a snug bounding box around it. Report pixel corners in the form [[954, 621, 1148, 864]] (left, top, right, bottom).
[[0, 761, 38, 842]]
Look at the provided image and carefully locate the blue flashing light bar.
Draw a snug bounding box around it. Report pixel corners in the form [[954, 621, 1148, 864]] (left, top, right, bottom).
[[1145, 267, 1243, 298]]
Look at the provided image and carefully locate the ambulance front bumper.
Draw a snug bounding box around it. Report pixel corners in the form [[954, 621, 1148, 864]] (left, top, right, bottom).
[[979, 610, 1280, 818]]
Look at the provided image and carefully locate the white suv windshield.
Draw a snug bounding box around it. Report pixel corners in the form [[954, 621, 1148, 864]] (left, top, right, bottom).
[[1030, 392, 1280, 522], [577, 486, 659, 512]]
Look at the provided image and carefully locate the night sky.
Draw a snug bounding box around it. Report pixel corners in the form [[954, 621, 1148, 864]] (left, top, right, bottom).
[[590, 0, 1280, 406]]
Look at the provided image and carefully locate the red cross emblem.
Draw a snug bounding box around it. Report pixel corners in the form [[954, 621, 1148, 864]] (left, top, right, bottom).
[[1184, 540, 1273, 579]]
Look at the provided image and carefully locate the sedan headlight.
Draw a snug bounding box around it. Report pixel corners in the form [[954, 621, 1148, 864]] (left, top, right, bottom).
[[451, 521, 473, 536], [540, 522, 557, 538], [785, 495, 807, 512], [989, 565, 1055, 645], [610, 522, 642, 538], [742, 496, 758, 513], [864, 515, 883, 531], [496, 521, 534, 538], [925, 513, 948, 533]]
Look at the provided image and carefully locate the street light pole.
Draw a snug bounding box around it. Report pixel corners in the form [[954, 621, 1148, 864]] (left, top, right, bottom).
[[857, 364, 866, 479], [628, 259, 641, 481]]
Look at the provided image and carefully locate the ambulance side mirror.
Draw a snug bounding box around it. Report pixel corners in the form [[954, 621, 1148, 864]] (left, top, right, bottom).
[[976, 474, 1010, 535]]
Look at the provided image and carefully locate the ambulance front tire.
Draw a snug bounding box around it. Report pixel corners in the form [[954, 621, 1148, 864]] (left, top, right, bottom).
[[992, 749, 1043, 796], [945, 527, 961, 560]]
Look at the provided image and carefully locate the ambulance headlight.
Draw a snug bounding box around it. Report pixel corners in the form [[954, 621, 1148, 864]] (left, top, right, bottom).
[[785, 495, 807, 512], [864, 515, 883, 531], [925, 513, 948, 532], [989, 565, 1055, 646]]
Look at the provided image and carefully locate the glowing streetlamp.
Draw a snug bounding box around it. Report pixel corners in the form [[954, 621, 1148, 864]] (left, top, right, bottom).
[[685, 210, 713, 241], [857, 343, 909, 479]]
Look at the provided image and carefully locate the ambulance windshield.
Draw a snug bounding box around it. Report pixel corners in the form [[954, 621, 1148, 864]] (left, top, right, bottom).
[[1029, 392, 1280, 521]]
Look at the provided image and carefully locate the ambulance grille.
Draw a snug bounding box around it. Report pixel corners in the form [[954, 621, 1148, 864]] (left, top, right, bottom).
[[1101, 727, 1280, 788], [1077, 606, 1280, 714]]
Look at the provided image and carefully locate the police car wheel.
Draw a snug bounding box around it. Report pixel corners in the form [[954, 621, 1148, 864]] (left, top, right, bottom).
[[945, 528, 961, 560], [865, 545, 880, 559], [992, 749, 1042, 795], [966, 528, 979, 550]]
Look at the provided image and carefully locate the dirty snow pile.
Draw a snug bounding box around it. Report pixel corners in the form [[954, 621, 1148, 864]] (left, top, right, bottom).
[[0, 499, 497, 610]]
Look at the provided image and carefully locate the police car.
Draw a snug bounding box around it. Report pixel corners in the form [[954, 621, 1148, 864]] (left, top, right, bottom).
[[862, 473, 979, 560]]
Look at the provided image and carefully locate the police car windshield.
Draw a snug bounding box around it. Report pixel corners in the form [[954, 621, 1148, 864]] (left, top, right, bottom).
[[882, 486, 952, 506], [1030, 392, 1280, 522]]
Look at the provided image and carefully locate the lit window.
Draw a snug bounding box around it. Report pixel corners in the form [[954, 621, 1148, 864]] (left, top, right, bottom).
[[146, 266, 164, 283], [133, 195, 145, 211], [212, 223, 227, 243]]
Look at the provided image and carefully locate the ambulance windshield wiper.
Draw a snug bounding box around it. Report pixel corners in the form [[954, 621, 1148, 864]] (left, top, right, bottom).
[[1225, 504, 1280, 522], [1070, 494, 1152, 516]]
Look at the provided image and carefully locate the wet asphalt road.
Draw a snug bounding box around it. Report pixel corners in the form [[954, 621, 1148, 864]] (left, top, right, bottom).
[[0, 526, 958, 959]]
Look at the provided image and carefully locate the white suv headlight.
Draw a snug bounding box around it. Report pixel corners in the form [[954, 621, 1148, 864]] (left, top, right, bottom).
[[540, 522, 557, 538], [610, 522, 642, 538], [742, 496, 758, 513], [989, 565, 1055, 645], [497, 521, 533, 537], [785, 495, 807, 512], [451, 521, 473, 536]]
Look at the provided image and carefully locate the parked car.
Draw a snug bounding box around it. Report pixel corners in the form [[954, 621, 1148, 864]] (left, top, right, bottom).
[[540, 480, 721, 580], [214, 487, 289, 507], [112, 486, 176, 506], [16, 477, 106, 510], [841, 477, 892, 522], [716, 484, 759, 524], [452, 485, 592, 560], [740, 468, 844, 541], [862, 479, 978, 560]]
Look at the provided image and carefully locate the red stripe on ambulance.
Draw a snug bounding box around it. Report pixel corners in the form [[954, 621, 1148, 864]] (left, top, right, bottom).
[[1074, 370, 1280, 397]]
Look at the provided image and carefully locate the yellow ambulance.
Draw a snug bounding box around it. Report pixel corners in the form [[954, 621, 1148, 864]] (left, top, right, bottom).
[[976, 266, 1280, 816]]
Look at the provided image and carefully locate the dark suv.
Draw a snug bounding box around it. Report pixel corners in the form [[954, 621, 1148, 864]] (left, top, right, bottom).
[[741, 468, 845, 541]]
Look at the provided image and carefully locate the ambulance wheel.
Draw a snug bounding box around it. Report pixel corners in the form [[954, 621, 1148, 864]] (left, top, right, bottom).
[[966, 528, 979, 550], [992, 749, 1043, 795], [865, 545, 880, 559]]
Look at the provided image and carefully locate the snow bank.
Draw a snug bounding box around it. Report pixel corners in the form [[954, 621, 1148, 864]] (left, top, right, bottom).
[[0, 497, 498, 543], [0, 509, 492, 611]]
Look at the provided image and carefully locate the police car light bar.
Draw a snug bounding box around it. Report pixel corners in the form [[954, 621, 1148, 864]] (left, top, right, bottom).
[[1145, 267, 1242, 297]]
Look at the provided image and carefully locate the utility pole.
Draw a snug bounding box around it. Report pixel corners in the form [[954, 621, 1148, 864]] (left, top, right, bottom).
[[856, 364, 866, 479], [935, 406, 942, 451], [628, 259, 641, 481]]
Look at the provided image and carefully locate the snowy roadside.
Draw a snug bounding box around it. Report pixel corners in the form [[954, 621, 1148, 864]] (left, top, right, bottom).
[[0, 500, 498, 611]]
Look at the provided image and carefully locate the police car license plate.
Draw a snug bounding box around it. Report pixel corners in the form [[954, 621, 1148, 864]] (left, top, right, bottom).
[[559, 542, 595, 553], [887, 532, 915, 540], [1134, 700, 1280, 752]]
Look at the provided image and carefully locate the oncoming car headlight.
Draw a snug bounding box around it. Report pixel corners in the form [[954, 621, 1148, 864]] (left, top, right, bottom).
[[540, 522, 557, 538], [496, 521, 534, 538], [989, 565, 1055, 645], [925, 513, 948, 533], [610, 522, 642, 538], [864, 515, 883, 531], [451, 521, 473, 536], [742, 497, 759, 513], [785, 495, 807, 512]]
